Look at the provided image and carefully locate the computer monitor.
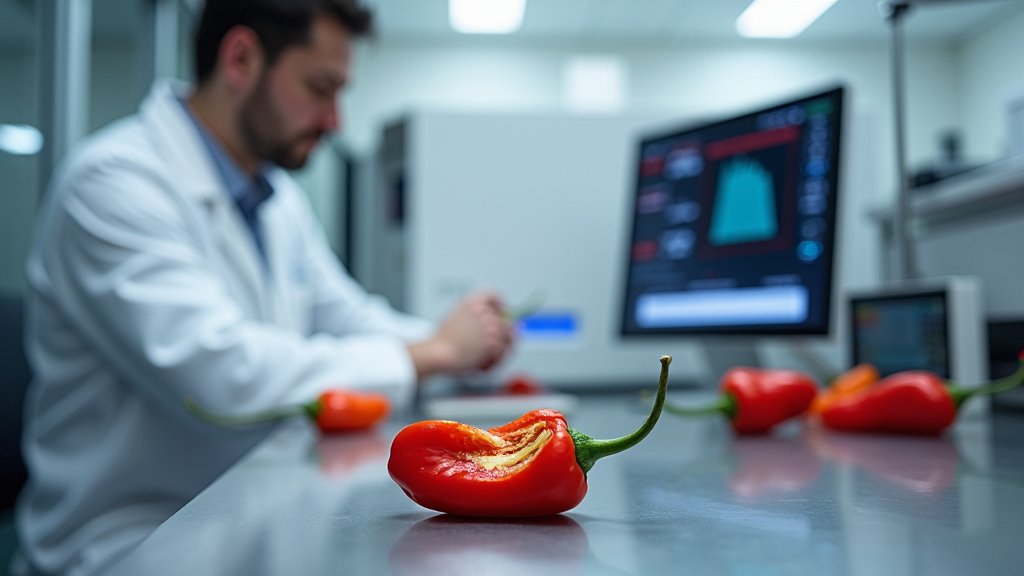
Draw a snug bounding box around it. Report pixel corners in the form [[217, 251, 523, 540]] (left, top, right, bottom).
[[620, 86, 844, 338]]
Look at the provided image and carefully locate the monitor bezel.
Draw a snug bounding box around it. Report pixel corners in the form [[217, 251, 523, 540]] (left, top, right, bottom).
[[618, 84, 846, 337]]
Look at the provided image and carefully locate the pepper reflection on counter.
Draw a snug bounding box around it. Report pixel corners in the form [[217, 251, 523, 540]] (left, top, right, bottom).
[[727, 436, 823, 502], [809, 429, 959, 495], [389, 515, 588, 576], [315, 432, 388, 477]]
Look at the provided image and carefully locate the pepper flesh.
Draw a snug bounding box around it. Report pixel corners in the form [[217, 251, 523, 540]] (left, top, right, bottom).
[[820, 355, 1024, 434], [388, 355, 671, 517]]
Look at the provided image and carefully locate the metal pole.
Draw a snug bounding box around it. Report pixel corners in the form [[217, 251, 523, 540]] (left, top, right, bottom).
[[37, 0, 92, 202], [145, 0, 181, 85], [883, 1, 918, 280]]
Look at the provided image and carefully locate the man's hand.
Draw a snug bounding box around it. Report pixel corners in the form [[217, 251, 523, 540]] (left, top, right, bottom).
[[407, 292, 515, 380]]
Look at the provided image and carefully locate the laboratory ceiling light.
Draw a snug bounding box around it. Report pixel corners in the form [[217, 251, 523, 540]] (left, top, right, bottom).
[[449, 0, 526, 34], [736, 0, 838, 39], [0, 124, 44, 156]]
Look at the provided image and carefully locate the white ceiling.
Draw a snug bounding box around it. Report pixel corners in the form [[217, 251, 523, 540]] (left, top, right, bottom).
[[363, 0, 1023, 44], [0, 0, 1020, 49]]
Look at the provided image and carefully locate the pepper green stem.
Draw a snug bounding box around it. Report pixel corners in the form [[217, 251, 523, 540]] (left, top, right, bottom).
[[663, 393, 738, 420], [184, 396, 319, 427], [949, 354, 1024, 409], [569, 355, 671, 475]]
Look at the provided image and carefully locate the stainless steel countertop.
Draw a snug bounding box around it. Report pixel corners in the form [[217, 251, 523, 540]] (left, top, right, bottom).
[[104, 393, 1024, 576]]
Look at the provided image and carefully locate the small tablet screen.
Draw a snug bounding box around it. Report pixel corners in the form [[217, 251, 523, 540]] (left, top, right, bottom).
[[850, 290, 950, 378]]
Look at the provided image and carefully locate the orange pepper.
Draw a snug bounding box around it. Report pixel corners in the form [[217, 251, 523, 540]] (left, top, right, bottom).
[[185, 388, 391, 433], [809, 363, 879, 417]]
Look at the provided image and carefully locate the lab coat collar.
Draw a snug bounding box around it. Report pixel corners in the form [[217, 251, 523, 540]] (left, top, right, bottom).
[[140, 79, 272, 302], [178, 95, 277, 211], [138, 79, 224, 204]]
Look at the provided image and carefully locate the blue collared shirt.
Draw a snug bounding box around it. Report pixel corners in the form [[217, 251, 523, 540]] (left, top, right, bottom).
[[179, 97, 274, 264]]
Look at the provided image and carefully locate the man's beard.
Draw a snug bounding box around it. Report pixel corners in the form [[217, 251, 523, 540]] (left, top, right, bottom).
[[238, 78, 324, 170]]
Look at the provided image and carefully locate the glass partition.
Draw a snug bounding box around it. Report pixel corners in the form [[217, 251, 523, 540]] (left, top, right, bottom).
[[0, 0, 40, 293]]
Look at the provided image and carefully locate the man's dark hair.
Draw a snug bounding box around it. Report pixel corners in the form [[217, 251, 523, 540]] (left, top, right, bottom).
[[193, 0, 374, 85]]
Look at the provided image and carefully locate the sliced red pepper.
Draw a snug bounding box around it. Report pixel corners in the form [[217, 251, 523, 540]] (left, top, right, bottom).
[[663, 366, 818, 434], [387, 355, 671, 517], [185, 388, 391, 433], [820, 353, 1024, 435]]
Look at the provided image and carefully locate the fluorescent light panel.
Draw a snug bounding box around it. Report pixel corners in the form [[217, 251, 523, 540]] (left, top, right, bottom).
[[736, 0, 838, 39], [0, 124, 43, 155], [562, 56, 628, 114], [449, 0, 526, 34]]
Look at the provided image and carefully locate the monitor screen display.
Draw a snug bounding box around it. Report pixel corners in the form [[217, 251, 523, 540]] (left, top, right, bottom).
[[849, 290, 951, 379], [620, 86, 844, 336]]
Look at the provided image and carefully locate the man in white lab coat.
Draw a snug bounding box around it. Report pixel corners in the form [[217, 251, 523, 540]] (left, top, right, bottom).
[[13, 1, 514, 575]]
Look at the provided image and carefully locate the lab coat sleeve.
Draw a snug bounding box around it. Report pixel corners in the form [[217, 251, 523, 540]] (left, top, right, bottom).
[[279, 176, 435, 342], [41, 155, 420, 415]]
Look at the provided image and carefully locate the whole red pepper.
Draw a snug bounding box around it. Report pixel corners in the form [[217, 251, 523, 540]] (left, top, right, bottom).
[[185, 388, 391, 433], [387, 355, 671, 517], [820, 354, 1024, 435], [664, 366, 818, 434]]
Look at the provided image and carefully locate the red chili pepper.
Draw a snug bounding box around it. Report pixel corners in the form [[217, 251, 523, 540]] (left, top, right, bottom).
[[185, 389, 391, 433], [387, 355, 671, 517], [820, 353, 1024, 435], [663, 366, 818, 434]]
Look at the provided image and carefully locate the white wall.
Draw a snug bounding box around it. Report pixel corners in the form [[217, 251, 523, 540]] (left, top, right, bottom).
[[959, 8, 1024, 160], [345, 38, 966, 211]]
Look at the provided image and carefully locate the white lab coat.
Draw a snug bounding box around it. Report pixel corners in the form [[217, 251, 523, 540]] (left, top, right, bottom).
[[14, 81, 432, 576]]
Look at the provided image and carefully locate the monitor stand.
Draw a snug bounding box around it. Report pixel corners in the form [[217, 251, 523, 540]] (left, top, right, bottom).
[[698, 338, 762, 386]]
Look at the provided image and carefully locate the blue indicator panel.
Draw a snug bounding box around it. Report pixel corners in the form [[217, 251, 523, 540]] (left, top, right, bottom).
[[518, 313, 578, 340]]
